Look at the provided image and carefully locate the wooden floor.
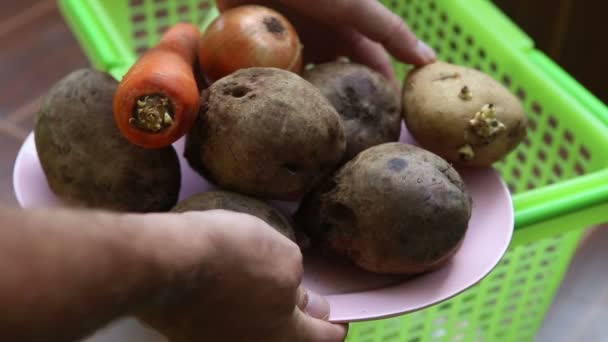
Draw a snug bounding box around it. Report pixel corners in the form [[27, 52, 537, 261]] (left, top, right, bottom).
[[0, 0, 88, 205], [0, 2, 606, 342]]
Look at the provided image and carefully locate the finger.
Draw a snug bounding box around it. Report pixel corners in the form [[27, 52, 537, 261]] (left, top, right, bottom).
[[296, 287, 330, 320], [219, 0, 436, 65], [216, 0, 337, 62], [299, 0, 437, 65], [335, 28, 399, 90], [293, 308, 348, 342]]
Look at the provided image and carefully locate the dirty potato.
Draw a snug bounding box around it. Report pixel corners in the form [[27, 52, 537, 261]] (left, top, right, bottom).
[[304, 61, 401, 161], [295, 142, 472, 275], [185, 67, 346, 200], [35, 69, 181, 212]]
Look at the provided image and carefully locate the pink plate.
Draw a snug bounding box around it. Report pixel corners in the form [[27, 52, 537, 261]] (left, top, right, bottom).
[[13, 126, 513, 324]]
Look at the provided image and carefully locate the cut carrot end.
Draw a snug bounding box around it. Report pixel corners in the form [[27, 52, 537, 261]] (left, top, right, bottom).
[[130, 94, 175, 133]]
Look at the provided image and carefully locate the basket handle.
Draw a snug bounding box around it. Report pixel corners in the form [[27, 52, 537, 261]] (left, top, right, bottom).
[[514, 168, 608, 228]]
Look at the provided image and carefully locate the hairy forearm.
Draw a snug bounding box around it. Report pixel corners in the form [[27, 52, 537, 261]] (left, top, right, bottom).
[[0, 206, 168, 342]]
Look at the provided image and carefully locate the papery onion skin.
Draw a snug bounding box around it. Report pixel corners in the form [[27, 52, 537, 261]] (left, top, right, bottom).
[[198, 5, 303, 81]]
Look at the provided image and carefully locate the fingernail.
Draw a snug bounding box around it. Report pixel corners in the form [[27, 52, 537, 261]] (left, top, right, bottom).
[[416, 40, 437, 63], [304, 290, 330, 320]]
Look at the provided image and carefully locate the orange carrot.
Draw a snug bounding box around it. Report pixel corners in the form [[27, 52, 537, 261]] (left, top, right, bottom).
[[114, 23, 201, 149]]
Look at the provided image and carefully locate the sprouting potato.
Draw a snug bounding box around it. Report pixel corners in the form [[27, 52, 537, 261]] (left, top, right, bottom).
[[402, 61, 527, 166]]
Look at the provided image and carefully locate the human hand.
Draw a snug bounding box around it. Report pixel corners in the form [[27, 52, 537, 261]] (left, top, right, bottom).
[[216, 0, 436, 87], [137, 210, 347, 342]]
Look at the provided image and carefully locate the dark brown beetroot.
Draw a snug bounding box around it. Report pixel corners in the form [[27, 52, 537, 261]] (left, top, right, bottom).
[[184, 67, 346, 200], [303, 61, 402, 162], [295, 142, 472, 275], [172, 190, 296, 242], [35, 69, 181, 213]]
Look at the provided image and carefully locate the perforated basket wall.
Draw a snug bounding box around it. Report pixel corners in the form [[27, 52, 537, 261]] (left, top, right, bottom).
[[58, 0, 608, 341], [346, 230, 584, 342]]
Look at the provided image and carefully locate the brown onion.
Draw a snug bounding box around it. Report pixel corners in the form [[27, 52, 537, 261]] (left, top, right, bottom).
[[198, 5, 303, 81]]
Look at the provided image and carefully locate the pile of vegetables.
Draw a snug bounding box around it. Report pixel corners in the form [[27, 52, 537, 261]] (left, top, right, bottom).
[[34, 5, 527, 277]]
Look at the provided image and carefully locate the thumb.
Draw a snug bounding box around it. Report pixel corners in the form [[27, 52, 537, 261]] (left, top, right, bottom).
[[292, 308, 348, 342], [297, 287, 330, 320]]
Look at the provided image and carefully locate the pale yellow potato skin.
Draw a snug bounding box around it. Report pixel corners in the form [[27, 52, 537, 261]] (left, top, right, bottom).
[[402, 61, 527, 166]]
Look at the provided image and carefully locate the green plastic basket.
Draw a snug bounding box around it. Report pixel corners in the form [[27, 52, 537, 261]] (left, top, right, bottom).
[[58, 0, 608, 341]]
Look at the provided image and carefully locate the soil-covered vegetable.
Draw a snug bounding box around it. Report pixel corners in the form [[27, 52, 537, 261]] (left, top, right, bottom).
[[185, 67, 346, 200], [35, 69, 181, 212], [295, 142, 472, 275], [304, 61, 402, 161], [172, 190, 296, 242], [402, 61, 527, 166]]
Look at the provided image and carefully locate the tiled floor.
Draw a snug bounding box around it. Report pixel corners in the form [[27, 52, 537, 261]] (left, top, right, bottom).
[[0, 2, 607, 342]]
